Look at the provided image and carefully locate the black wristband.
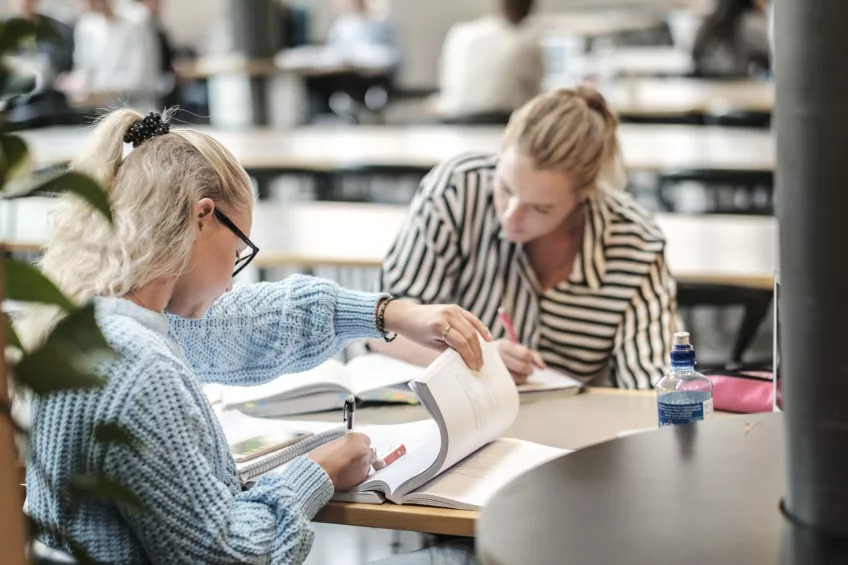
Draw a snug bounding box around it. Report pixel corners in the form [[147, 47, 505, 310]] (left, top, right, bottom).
[[377, 297, 397, 343]]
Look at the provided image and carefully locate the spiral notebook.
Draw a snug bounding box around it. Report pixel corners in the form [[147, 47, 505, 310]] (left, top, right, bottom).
[[235, 425, 346, 483]]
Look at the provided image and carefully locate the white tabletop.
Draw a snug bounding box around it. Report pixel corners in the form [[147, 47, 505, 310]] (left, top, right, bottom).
[[600, 77, 774, 116], [18, 123, 774, 173], [0, 199, 776, 290]]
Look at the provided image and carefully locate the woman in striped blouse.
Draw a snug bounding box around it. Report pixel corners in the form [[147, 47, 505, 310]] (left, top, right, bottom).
[[371, 87, 678, 389]]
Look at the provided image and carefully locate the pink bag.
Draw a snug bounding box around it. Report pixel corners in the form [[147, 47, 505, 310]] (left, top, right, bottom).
[[704, 370, 774, 414]]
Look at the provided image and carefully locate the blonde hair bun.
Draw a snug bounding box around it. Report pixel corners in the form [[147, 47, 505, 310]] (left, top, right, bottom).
[[503, 87, 623, 193]]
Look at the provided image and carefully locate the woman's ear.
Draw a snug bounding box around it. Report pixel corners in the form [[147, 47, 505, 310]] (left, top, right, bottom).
[[197, 198, 215, 230]]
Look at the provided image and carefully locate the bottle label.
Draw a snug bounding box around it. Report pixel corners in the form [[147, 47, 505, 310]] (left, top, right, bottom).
[[658, 398, 714, 427]]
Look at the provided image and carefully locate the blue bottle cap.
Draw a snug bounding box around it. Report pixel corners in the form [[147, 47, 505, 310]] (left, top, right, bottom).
[[671, 332, 696, 366]]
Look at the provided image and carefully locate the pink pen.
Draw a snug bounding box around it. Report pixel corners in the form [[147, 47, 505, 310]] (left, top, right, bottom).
[[497, 307, 520, 344]]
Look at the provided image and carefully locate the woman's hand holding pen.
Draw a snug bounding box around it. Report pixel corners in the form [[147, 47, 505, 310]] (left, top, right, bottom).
[[308, 433, 373, 492], [497, 307, 545, 384], [380, 300, 492, 371], [497, 340, 547, 385]]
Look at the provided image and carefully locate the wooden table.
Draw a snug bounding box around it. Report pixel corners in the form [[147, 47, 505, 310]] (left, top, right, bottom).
[[249, 202, 777, 289], [308, 387, 662, 536], [607, 47, 695, 78], [177, 51, 394, 129], [1, 200, 778, 290], [602, 77, 774, 118], [180, 51, 392, 81], [530, 10, 666, 38], [17, 124, 775, 173]]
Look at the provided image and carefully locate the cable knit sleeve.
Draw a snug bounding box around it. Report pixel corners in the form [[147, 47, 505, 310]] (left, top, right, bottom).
[[102, 357, 334, 564], [167, 274, 386, 385]]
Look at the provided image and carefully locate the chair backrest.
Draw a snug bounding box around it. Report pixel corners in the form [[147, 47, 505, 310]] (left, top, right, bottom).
[[438, 111, 513, 126]]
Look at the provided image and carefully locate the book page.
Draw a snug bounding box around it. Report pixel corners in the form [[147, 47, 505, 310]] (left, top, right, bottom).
[[211, 359, 352, 407], [345, 354, 424, 395], [415, 339, 519, 475], [403, 439, 569, 510], [354, 419, 442, 497]]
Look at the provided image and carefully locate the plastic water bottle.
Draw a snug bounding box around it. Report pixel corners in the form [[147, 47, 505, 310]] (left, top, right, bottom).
[[657, 332, 714, 427]]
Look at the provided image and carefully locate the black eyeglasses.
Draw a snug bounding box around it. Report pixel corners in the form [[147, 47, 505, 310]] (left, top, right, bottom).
[[214, 208, 259, 276]]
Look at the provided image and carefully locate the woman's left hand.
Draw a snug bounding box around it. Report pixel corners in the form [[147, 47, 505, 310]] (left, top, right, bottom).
[[381, 300, 493, 371]]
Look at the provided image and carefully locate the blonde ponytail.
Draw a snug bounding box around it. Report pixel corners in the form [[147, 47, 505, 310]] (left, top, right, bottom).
[[15, 108, 253, 348], [72, 109, 144, 191], [503, 87, 625, 194]]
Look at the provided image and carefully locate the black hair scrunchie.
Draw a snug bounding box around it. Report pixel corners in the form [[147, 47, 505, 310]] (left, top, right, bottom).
[[123, 111, 171, 147]]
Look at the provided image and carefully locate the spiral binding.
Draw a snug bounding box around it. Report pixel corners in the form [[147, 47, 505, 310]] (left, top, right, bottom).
[[238, 426, 346, 482]]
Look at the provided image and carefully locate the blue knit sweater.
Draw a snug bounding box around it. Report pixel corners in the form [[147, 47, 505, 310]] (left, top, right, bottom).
[[26, 275, 385, 564]]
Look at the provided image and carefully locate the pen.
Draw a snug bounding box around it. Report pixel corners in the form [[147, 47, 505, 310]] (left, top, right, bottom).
[[344, 395, 355, 434], [498, 307, 519, 344]]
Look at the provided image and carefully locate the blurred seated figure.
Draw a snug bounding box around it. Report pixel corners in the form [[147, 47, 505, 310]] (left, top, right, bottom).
[[130, 0, 181, 106], [305, 0, 401, 122], [4, 0, 79, 129], [435, 0, 545, 121], [327, 0, 401, 69], [692, 0, 770, 78], [57, 0, 161, 107], [8, 0, 74, 81]]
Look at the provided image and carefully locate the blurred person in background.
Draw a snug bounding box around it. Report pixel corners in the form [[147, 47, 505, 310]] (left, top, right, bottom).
[[57, 0, 161, 106], [8, 0, 75, 79], [4, 0, 78, 128], [130, 0, 182, 106], [692, 0, 770, 78], [306, 0, 401, 122], [436, 0, 545, 123], [327, 0, 401, 70]]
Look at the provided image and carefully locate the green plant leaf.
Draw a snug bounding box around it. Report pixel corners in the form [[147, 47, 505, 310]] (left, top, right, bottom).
[[15, 303, 117, 395], [29, 518, 101, 565], [93, 422, 140, 454], [3, 312, 22, 350], [68, 475, 146, 513], [46, 303, 117, 364], [4, 171, 112, 224], [0, 18, 38, 54], [28, 515, 43, 538], [5, 259, 74, 312], [0, 134, 30, 183], [0, 69, 36, 100]]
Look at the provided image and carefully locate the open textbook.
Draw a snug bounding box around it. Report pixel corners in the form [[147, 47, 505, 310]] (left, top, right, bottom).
[[206, 353, 583, 417], [217, 340, 569, 510]]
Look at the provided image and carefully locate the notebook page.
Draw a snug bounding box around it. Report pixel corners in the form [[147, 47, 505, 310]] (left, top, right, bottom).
[[216, 410, 339, 447], [415, 339, 519, 474], [345, 354, 424, 395], [517, 367, 584, 393], [403, 439, 569, 510], [212, 359, 352, 406]]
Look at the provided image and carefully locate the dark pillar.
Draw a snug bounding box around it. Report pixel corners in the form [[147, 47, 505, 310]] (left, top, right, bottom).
[[229, 0, 280, 59], [776, 0, 848, 537]]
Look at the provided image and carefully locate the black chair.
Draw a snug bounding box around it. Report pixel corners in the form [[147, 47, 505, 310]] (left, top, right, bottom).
[[677, 282, 773, 370], [703, 109, 772, 129], [617, 113, 705, 126], [329, 164, 432, 203], [438, 111, 513, 126], [656, 168, 774, 215]]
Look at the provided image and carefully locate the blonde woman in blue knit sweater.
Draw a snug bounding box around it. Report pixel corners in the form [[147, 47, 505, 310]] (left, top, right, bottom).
[[22, 109, 486, 564]]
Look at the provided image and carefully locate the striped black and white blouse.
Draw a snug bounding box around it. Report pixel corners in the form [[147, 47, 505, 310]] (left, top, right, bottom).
[[379, 153, 678, 389]]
